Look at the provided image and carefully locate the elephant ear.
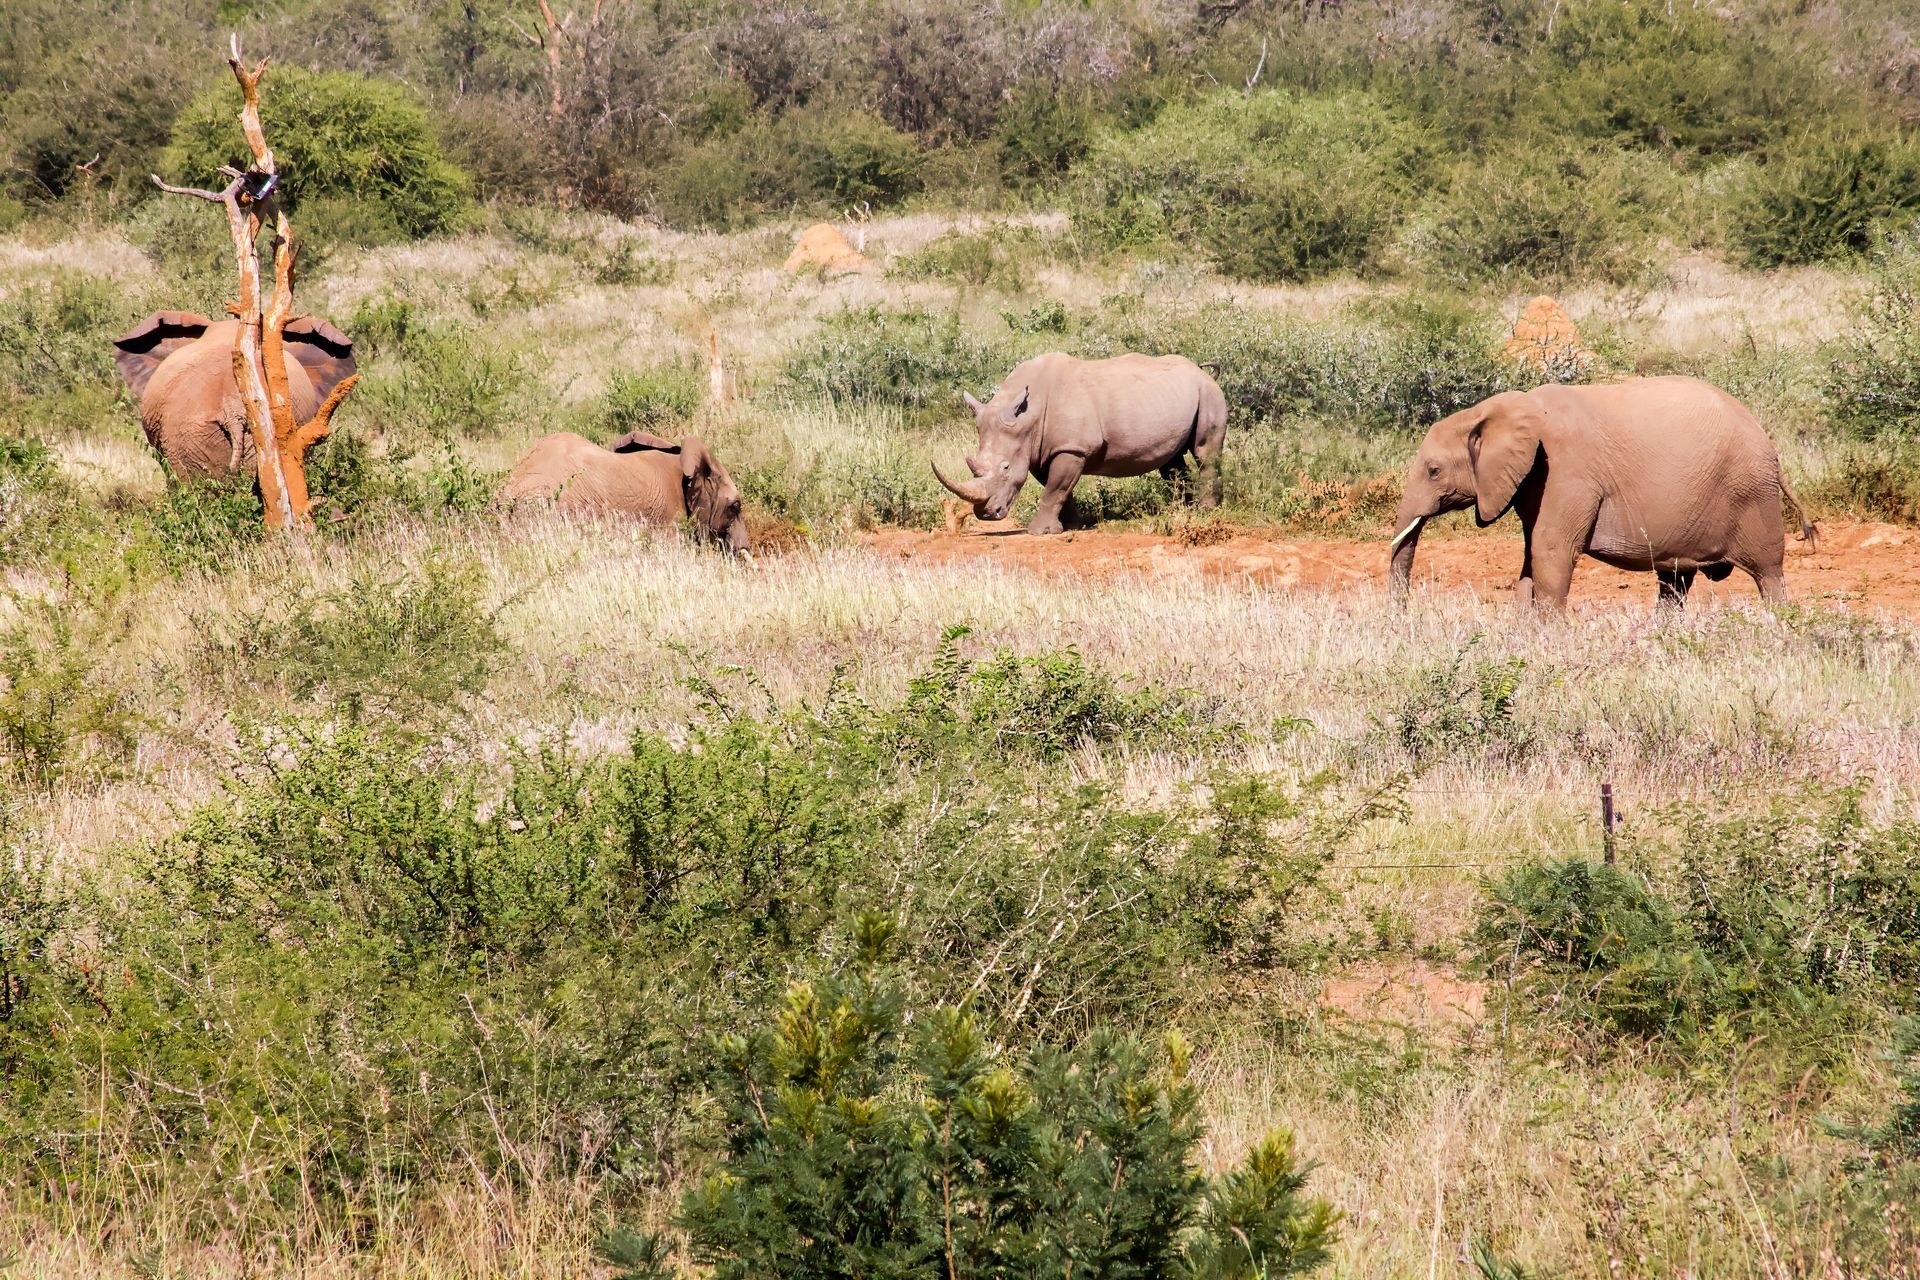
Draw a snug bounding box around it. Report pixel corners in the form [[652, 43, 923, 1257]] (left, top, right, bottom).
[[1468, 395, 1545, 524], [679, 437, 715, 483], [283, 316, 358, 400], [112, 311, 212, 398], [608, 430, 678, 454]]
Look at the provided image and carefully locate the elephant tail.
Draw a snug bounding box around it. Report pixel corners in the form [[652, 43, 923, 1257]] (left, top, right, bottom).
[[1780, 470, 1818, 550], [1196, 360, 1220, 372]]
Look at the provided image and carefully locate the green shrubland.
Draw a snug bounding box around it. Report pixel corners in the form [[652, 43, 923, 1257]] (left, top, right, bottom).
[[8, 3, 1920, 1274], [161, 65, 470, 240]]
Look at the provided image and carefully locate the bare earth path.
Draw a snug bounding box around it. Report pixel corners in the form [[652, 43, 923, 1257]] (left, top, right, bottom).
[[864, 518, 1920, 620]]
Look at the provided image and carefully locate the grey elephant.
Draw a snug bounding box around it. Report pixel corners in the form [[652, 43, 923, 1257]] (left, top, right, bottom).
[[112, 311, 358, 479], [933, 352, 1227, 535], [498, 430, 750, 553], [1388, 376, 1814, 609]]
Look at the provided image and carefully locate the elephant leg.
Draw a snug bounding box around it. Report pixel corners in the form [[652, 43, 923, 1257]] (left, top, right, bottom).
[[1735, 503, 1791, 605], [1656, 567, 1695, 608], [1512, 477, 1544, 607], [1526, 491, 1601, 611], [1030, 453, 1086, 536]]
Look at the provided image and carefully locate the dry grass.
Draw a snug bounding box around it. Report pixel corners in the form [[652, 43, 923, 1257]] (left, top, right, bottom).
[[3, 211, 1913, 1279]]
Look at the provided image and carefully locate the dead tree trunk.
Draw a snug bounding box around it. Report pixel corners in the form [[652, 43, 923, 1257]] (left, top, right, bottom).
[[510, 0, 616, 122], [151, 35, 356, 534]]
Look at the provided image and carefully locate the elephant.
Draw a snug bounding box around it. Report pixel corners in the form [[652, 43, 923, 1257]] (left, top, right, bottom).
[[1388, 376, 1815, 609], [498, 430, 750, 553], [932, 352, 1227, 535], [112, 311, 358, 479]]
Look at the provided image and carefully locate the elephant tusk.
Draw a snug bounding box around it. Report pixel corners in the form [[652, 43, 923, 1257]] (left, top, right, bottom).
[[1389, 517, 1424, 551]]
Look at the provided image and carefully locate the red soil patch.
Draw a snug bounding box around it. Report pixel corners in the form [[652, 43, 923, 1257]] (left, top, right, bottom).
[[1317, 961, 1487, 1036], [862, 519, 1920, 619]]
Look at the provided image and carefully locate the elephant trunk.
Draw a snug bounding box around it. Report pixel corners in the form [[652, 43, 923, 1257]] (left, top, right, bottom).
[[932, 460, 990, 508], [1387, 507, 1426, 596]]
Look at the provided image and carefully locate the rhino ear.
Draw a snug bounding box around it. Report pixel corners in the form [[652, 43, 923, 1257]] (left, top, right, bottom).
[[283, 316, 358, 400], [113, 311, 212, 398]]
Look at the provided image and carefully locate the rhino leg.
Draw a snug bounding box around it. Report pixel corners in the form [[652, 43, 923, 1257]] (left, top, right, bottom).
[[1030, 452, 1086, 536], [1192, 387, 1227, 510]]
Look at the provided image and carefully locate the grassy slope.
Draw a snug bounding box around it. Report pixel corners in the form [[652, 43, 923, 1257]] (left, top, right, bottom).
[[2, 213, 1918, 1277]]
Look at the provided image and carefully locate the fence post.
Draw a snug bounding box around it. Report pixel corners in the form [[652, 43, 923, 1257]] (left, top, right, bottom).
[[1601, 780, 1616, 865]]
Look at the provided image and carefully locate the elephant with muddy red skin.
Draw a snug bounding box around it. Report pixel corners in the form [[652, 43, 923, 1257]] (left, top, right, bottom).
[[934, 352, 1227, 535], [1388, 376, 1815, 609], [112, 311, 358, 479]]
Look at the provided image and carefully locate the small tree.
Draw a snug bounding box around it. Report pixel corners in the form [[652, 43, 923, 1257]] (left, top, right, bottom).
[[150, 36, 358, 533], [601, 916, 1339, 1280]]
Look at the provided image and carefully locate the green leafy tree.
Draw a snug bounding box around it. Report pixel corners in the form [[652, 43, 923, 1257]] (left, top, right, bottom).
[[614, 919, 1339, 1280], [161, 65, 469, 238]]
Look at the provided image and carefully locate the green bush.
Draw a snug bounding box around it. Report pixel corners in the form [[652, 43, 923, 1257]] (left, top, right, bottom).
[[1825, 252, 1920, 438], [1805, 441, 1920, 524], [0, 638, 1322, 1218], [597, 366, 703, 437], [192, 555, 503, 720], [1531, 1, 1829, 155], [1732, 132, 1920, 267], [0, 270, 125, 403], [1072, 89, 1427, 282], [352, 321, 527, 443], [995, 82, 1100, 185], [1085, 293, 1522, 431], [0, 434, 96, 568], [803, 110, 924, 205], [0, 811, 64, 1042], [615, 948, 1337, 1280], [660, 108, 923, 229], [1846, 1018, 1920, 1166], [160, 65, 470, 238], [784, 306, 1016, 417], [1475, 789, 1920, 1052], [890, 223, 1052, 289], [1409, 144, 1672, 283], [0, 593, 140, 791], [123, 197, 236, 315], [141, 476, 263, 573], [1384, 638, 1531, 771], [0, 8, 193, 204], [894, 626, 1227, 763]]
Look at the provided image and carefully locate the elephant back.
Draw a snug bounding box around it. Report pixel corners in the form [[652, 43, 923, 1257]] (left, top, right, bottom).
[[501, 432, 684, 521], [141, 321, 322, 479]]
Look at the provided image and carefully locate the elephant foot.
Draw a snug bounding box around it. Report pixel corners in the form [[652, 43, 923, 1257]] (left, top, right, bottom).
[[1027, 516, 1065, 536]]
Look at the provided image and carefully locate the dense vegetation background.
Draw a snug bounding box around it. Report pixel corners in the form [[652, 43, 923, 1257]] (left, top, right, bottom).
[[7, 0, 1920, 269], [4, 2, 1920, 1277]]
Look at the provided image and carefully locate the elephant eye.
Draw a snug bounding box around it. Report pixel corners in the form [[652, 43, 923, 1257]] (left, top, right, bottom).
[[1426, 463, 1440, 479]]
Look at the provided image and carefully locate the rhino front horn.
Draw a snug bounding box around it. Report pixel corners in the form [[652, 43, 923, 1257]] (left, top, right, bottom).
[[932, 460, 989, 504]]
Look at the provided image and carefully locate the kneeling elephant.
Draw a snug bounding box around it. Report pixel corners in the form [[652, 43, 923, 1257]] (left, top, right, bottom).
[[1388, 376, 1814, 609], [499, 430, 750, 553], [933, 352, 1227, 535]]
